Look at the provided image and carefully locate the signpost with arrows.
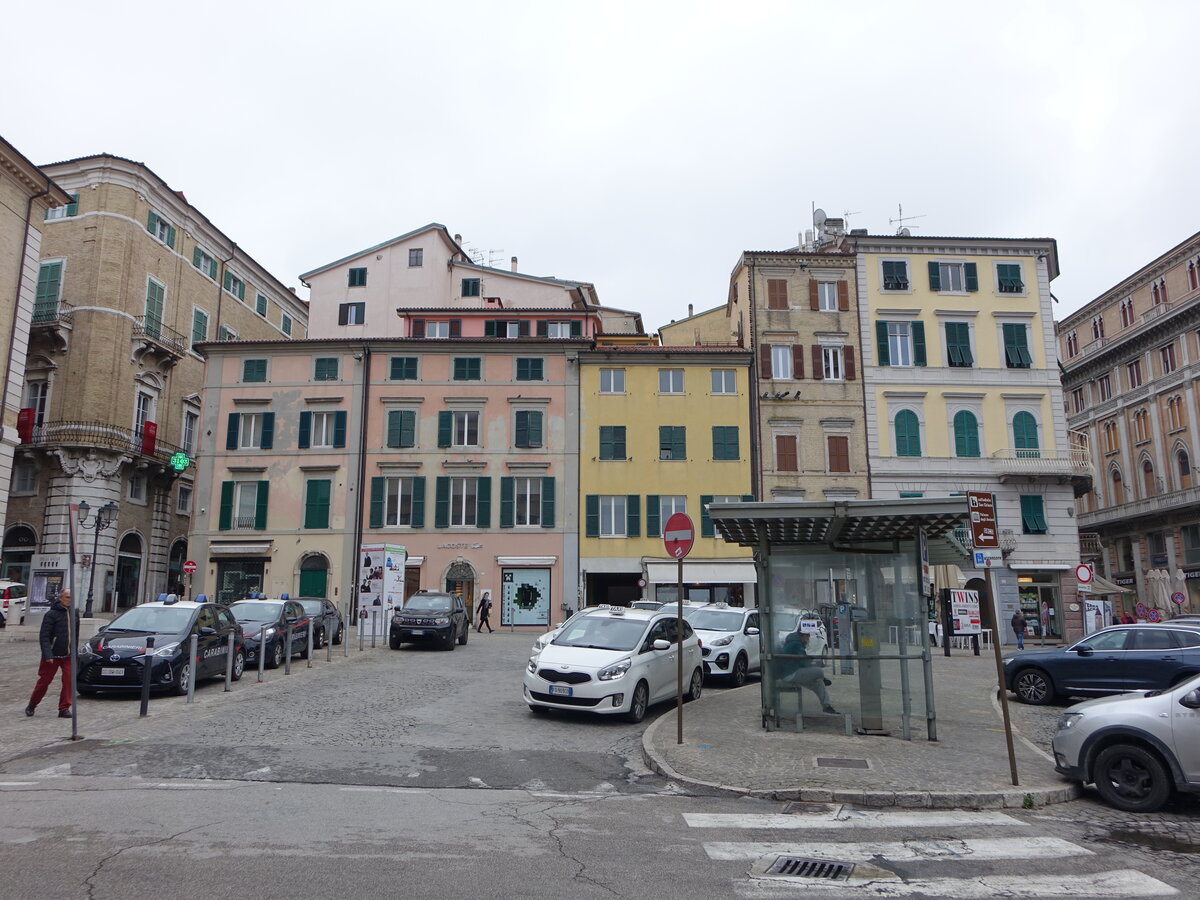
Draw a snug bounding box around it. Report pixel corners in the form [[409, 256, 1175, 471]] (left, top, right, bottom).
[[664, 513, 694, 745]]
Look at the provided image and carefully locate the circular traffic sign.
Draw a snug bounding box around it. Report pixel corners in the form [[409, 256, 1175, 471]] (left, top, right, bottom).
[[1135, 602, 1147, 618], [1172, 591, 1186, 606], [663, 513, 694, 559], [637, 578, 647, 588], [1148, 608, 1162, 623], [183, 560, 198, 575], [1075, 564, 1093, 584]]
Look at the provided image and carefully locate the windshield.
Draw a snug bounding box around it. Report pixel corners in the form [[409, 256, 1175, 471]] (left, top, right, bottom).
[[107, 606, 193, 633], [553, 615, 648, 651], [230, 601, 284, 623], [404, 595, 452, 612], [687, 609, 745, 632], [299, 600, 324, 615]]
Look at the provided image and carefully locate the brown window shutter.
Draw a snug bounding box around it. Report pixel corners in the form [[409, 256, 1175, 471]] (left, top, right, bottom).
[[792, 344, 804, 379], [811, 345, 823, 380], [809, 281, 819, 310], [845, 346, 856, 380], [828, 435, 850, 472], [838, 281, 850, 311], [760, 344, 772, 379], [767, 279, 788, 310], [776, 435, 798, 472]]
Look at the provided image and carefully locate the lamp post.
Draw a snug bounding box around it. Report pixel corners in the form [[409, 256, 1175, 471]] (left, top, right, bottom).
[[77, 500, 119, 618]]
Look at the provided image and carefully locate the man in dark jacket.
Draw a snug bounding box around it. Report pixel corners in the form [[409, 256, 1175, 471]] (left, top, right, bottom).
[[26, 588, 77, 718], [777, 623, 837, 714]]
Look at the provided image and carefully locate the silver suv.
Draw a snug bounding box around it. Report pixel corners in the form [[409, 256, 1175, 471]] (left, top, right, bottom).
[[1052, 672, 1200, 812]]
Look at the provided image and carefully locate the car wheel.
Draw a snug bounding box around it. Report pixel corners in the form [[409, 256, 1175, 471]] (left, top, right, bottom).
[[529, 704, 550, 715], [730, 654, 748, 688], [685, 667, 704, 702], [445, 629, 456, 651], [230, 650, 245, 682], [173, 661, 191, 696], [389, 633, 401, 650], [458, 624, 468, 645], [625, 681, 650, 723], [332, 625, 343, 645], [1093, 744, 1173, 813], [268, 641, 284, 669], [1014, 667, 1055, 704]]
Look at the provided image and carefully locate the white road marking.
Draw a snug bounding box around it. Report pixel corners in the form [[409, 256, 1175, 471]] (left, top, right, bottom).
[[705, 836, 1090, 861], [29, 764, 70, 777], [468, 776, 489, 788], [685, 811, 1026, 830], [338, 786, 429, 794], [148, 782, 234, 790], [0, 782, 38, 787], [244, 767, 272, 777], [735, 869, 1177, 897]]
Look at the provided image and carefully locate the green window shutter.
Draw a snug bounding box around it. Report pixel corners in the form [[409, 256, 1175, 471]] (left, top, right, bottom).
[[208, 258, 218, 279], [437, 411, 452, 447], [964, 262, 978, 291], [223, 270, 232, 292], [1014, 412, 1040, 457], [927, 261, 941, 291], [499, 477, 514, 528], [484, 320, 497, 337], [298, 411, 311, 449], [742, 494, 755, 502], [166, 225, 176, 248], [614, 427, 626, 459], [434, 477, 450, 528], [476, 477, 491, 528], [571, 321, 583, 337], [254, 481, 269, 530], [333, 410, 347, 447], [411, 478, 426, 527], [529, 411, 543, 447], [219, 482, 234, 531], [369, 477, 385, 528], [515, 411, 529, 448], [626, 494, 641, 537], [193, 247, 203, 268], [147, 211, 158, 235], [519, 320, 530, 337], [386, 411, 402, 448], [712, 426, 739, 460], [953, 411, 980, 458], [1020, 495, 1048, 534], [237, 281, 246, 301], [35, 262, 62, 308], [226, 413, 240, 450], [399, 410, 416, 448], [675, 427, 686, 459], [536, 320, 548, 337], [256, 293, 267, 316], [600, 426, 613, 459], [65, 194, 78, 216], [895, 410, 921, 457], [470, 358, 481, 380], [192, 309, 207, 345], [876, 321, 890, 366], [540, 477, 555, 528], [305, 479, 331, 529], [700, 494, 714, 538], [646, 495, 661, 537], [585, 495, 599, 537], [912, 321, 927, 366], [260, 413, 274, 450]]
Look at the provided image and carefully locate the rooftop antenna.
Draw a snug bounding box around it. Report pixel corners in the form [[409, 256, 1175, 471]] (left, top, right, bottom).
[[842, 210, 862, 230], [888, 203, 925, 236], [487, 249, 506, 268]]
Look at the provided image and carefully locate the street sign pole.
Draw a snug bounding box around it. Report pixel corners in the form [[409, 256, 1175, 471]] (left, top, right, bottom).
[[663, 513, 694, 747]]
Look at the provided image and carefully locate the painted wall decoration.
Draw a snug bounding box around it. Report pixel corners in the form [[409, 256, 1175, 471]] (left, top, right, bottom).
[[501, 567, 550, 626]]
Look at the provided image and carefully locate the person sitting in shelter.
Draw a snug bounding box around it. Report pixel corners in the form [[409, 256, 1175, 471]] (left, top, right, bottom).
[[777, 621, 838, 715]]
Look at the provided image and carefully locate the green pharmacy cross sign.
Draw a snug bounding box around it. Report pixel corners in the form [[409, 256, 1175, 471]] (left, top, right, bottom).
[[169, 451, 192, 473]]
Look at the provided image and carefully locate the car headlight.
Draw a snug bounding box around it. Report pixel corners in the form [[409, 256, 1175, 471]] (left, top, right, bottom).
[[710, 635, 734, 646], [598, 658, 632, 681], [152, 642, 181, 658], [527, 656, 538, 674], [1056, 712, 1084, 732], [434, 617, 450, 626]]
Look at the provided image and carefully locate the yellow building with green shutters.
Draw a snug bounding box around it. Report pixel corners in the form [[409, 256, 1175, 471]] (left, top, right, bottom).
[[577, 345, 756, 607]]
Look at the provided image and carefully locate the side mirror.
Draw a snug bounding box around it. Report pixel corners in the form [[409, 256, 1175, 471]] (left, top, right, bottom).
[[199, 626, 217, 636], [1075, 647, 1093, 657], [653, 639, 671, 651], [286, 616, 298, 624], [745, 627, 760, 636], [96, 624, 107, 633], [1179, 688, 1200, 709]]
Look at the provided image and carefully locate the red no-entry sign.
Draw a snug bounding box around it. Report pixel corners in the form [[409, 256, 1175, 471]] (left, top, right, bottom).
[[663, 513, 694, 559], [183, 560, 198, 575]]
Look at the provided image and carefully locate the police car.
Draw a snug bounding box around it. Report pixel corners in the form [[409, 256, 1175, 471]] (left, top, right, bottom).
[[77, 597, 244, 695], [683, 603, 761, 686]]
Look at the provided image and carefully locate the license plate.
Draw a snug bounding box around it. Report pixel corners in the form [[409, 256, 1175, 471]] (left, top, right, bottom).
[[409, 629, 424, 635], [100, 667, 124, 677], [548, 685, 572, 697]]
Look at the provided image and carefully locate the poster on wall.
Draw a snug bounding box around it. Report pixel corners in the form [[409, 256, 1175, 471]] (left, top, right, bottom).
[[359, 543, 406, 639], [1084, 598, 1111, 635], [950, 589, 982, 635], [501, 568, 550, 626]]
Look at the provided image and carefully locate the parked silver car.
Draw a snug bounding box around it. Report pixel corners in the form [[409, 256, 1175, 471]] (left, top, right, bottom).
[[1052, 672, 1200, 812]]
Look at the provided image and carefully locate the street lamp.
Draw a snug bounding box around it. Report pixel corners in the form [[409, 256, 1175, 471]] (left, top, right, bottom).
[[77, 500, 119, 618]]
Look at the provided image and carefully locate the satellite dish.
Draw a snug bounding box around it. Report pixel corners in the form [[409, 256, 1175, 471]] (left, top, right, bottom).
[[814, 208, 827, 226], [899, 227, 911, 236]]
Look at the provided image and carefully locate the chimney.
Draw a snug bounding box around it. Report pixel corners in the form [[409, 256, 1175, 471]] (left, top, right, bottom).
[[288, 287, 296, 294], [804, 229, 814, 249], [688, 303, 693, 317], [850, 228, 868, 236], [454, 234, 462, 245], [511, 256, 518, 272]]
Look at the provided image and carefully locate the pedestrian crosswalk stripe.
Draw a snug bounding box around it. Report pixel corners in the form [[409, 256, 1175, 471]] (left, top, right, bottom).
[[705, 835, 1090, 862], [733, 869, 1177, 897], [684, 810, 1026, 830]]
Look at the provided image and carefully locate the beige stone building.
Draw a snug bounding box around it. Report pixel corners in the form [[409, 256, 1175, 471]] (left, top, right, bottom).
[[0, 136, 72, 545], [4, 154, 308, 613]]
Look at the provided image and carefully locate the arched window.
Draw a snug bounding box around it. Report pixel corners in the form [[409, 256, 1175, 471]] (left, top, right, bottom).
[[1013, 412, 1040, 458], [894, 410, 921, 457], [1110, 468, 1124, 506], [1142, 459, 1156, 497], [1177, 448, 1192, 490], [952, 411, 980, 458]]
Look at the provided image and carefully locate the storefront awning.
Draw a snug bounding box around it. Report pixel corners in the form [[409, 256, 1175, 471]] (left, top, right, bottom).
[[645, 561, 758, 584], [1080, 573, 1135, 594]]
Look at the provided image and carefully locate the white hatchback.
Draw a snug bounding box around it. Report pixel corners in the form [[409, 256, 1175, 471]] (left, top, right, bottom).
[[524, 606, 704, 723]]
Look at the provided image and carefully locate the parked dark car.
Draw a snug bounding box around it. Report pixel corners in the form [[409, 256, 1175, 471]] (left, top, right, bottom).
[[78, 598, 244, 695], [230, 599, 311, 668], [390, 591, 469, 650], [1004, 624, 1200, 704], [298, 597, 343, 646]]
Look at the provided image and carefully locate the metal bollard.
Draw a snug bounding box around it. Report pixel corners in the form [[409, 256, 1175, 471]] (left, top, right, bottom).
[[140, 636, 155, 716], [326, 617, 334, 663], [359, 613, 365, 651], [224, 633, 235, 691], [306, 621, 313, 669], [371, 610, 378, 648], [186, 633, 198, 703], [258, 624, 266, 682], [343, 604, 349, 657], [284, 628, 292, 675]]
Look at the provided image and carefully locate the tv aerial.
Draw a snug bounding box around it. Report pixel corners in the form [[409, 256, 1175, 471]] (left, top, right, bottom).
[[889, 203, 925, 236]]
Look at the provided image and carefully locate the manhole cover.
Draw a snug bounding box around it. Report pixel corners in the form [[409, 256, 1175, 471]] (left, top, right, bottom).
[[815, 757, 870, 769], [764, 856, 855, 880]]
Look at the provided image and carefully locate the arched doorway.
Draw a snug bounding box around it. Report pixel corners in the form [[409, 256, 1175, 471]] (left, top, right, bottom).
[[167, 539, 187, 596], [444, 560, 476, 620], [115, 533, 143, 609], [2, 525, 37, 584], [299, 554, 330, 598]]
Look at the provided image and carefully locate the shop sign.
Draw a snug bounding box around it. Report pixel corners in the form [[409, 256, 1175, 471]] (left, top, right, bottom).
[[966, 492, 998, 548], [1182, 568, 1200, 581]]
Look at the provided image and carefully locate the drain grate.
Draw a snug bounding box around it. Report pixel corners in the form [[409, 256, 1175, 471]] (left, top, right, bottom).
[[765, 856, 855, 880], [815, 757, 870, 769]]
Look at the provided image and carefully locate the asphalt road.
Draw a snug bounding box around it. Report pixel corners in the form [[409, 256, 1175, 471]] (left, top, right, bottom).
[[1, 629, 1198, 898]]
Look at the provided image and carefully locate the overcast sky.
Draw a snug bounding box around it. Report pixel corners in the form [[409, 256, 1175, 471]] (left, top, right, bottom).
[[5, 1, 1197, 333]]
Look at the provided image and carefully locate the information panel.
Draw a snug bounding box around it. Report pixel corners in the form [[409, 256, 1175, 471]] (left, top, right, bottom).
[[501, 567, 550, 626]]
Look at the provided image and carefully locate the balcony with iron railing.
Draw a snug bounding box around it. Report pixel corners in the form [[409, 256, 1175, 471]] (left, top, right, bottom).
[[133, 315, 189, 366], [1078, 482, 1200, 529], [1079, 532, 1103, 558], [32, 298, 73, 326], [18, 419, 189, 471]]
